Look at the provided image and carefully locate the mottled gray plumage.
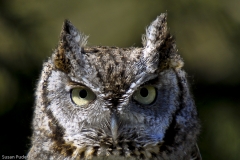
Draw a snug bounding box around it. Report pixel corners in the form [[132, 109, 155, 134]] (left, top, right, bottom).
[[28, 13, 201, 160]]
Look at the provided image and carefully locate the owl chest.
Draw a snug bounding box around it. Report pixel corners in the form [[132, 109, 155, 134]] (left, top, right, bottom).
[[92, 156, 138, 160]]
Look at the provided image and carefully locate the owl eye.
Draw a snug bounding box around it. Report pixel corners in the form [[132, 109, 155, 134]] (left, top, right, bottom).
[[71, 87, 96, 106], [133, 85, 156, 105]]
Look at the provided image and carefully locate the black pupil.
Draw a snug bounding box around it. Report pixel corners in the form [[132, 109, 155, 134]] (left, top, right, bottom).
[[140, 87, 148, 97], [79, 89, 87, 98]]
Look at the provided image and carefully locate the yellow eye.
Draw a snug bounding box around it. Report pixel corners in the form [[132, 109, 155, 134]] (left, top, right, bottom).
[[133, 85, 156, 105], [71, 87, 96, 106]]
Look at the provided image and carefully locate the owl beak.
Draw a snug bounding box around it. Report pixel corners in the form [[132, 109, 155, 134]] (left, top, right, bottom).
[[111, 112, 118, 144]]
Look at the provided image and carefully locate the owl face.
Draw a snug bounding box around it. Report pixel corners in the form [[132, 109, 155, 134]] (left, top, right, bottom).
[[47, 46, 179, 153], [29, 13, 200, 160]]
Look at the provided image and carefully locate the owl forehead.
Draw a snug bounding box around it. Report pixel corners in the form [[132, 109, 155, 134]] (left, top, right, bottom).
[[81, 47, 144, 97], [84, 47, 142, 64]]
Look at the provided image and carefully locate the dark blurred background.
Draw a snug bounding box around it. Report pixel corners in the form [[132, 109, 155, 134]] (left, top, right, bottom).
[[0, 1, 239, 159]]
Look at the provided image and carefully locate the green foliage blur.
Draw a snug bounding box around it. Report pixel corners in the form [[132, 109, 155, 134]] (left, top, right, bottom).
[[0, 0, 239, 159]]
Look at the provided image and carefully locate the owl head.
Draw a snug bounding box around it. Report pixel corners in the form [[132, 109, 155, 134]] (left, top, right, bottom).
[[29, 13, 201, 160]]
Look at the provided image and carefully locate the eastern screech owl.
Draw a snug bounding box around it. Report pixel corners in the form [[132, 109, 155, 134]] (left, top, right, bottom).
[[28, 13, 201, 160]]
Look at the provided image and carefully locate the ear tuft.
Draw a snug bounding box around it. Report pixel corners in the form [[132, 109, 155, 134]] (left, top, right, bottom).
[[52, 20, 89, 73], [62, 20, 72, 35], [143, 13, 168, 53], [61, 19, 88, 45], [142, 13, 184, 72], [52, 20, 81, 73], [53, 44, 71, 73]]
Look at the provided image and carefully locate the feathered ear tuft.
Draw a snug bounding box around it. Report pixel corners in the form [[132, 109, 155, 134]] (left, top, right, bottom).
[[143, 13, 168, 55], [53, 20, 88, 73], [142, 13, 183, 72], [60, 20, 88, 47]]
